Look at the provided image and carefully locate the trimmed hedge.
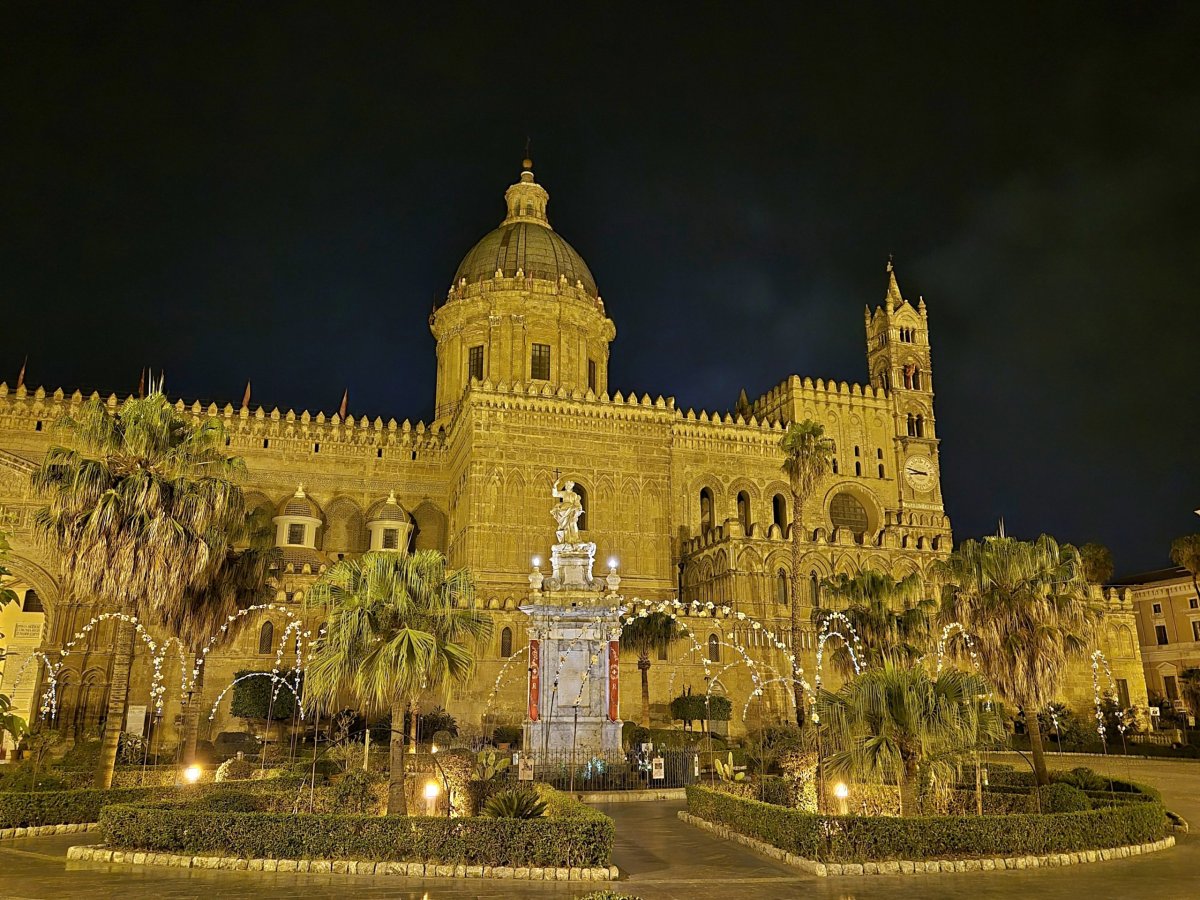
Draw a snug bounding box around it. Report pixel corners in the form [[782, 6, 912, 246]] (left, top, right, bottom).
[[100, 784, 613, 868], [686, 785, 1167, 862], [0, 776, 311, 829]]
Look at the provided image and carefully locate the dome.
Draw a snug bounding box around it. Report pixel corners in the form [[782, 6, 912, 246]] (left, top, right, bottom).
[[367, 491, 410, 523], [278, 485, 321, 518], [451, 161, 598, 298]]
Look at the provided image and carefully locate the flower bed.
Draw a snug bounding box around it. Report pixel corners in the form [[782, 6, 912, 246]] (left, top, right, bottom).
[[99, 784, 613, 869], [685, 784, 1167, 862]]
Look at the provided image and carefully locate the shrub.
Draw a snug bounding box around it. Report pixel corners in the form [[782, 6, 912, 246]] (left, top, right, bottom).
[[1056, 767, 1110, 793], [1028, 783, 1091, 814], [492, 724, 523, 747], [116, 732, 147, 766], [624, 725, 650, 750], [0, 776, 309, 828], [215, 756, 256, 783], [58, 739, 103, 771], [670, 692, 731, 725], [100, 785, 613, 867], [686, 784, 1166, 862], [482, 789, 547, 819], [229, 670, 301, 721], [330, 769, 384, 815]]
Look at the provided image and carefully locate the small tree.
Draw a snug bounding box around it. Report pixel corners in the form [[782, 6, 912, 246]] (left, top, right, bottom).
[[229, 670, 301, 731], [619, 612, 681, 727], [1170, 535, 1200, 609], [1180, 668, 1200, 720], [1079, 543, 1115, 585], [816, 660, 1004, 815]]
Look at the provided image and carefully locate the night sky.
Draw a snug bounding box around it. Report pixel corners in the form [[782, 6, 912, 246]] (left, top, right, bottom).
[[3, 4, 1197, 575]]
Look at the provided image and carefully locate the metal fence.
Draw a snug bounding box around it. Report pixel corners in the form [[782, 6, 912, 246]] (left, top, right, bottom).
[[496, 747, 699, 792]]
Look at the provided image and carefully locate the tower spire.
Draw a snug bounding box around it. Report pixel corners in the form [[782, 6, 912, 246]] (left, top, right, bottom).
[[885, 255, 904, 308]]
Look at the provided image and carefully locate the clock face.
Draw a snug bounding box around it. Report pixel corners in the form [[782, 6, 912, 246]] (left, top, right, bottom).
[[904, 454, 936, 492]]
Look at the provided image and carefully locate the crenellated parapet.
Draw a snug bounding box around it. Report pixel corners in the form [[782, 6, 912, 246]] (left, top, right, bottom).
[[0, 382, 448, 458]]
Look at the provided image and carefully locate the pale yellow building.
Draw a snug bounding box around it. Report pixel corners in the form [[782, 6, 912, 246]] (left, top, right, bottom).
[[1117, 566, 1200, 711], [0, 160, 1147, 746]]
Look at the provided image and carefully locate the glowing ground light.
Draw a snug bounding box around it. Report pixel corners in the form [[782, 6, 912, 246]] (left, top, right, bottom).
[[182, 765, 203, 784]]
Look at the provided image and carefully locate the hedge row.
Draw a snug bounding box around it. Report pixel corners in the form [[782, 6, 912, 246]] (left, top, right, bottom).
[[0, 777, 310, 829], [685, 785, 1167, 862], [100, 785, 613, 868]]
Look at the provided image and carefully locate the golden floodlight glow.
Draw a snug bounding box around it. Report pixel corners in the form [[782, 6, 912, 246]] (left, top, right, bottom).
[[608, 557, 618, 569], [532, 556, 541, 567], [834, 782, 849, 800], [424, 780, 440, 800], [183, 765, 203, 784]]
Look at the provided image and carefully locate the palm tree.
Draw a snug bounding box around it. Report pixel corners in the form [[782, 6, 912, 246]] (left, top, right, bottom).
[[779, 419, 833, 721], [177, 505, 277, 764], [30, 392, 261, 788], [816, 659, 1004, 815], [619, 612, 681, 727], [812, 570, 934, 679], [305, 551, 491, 815], [1170, 535, 1200, 609], [1079, 542, 1115, 585], [935, 534, 1101, 785]]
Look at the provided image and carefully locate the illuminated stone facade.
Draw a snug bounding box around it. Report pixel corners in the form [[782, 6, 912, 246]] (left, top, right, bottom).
[[0, 161, 1146, 747]]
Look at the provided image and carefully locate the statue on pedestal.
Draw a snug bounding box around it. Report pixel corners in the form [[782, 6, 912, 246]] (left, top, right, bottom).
[[551, 478, 584, 544]]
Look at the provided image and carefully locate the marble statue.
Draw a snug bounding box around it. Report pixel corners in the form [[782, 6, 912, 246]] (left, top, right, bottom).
[[551, 477, 584, 544]]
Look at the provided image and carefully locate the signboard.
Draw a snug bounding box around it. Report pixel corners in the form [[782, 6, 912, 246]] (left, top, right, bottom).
[[640, 742, 653, 754], [125, 704, 147, 737], [518, 755, 534, 781], [1149, 706, 1161, 718], [652, 756, 665, 781], [607, 641, 620, 722], [528, 639, 540, 721]]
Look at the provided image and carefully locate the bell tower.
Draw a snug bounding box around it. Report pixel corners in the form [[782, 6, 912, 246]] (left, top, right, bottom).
[[865, 259, 942, 507]]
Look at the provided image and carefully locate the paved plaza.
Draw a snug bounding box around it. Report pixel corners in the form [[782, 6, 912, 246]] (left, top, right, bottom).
[[0, 755, 1196, 899]]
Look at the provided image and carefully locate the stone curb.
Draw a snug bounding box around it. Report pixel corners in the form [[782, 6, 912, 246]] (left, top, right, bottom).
[[0, 822, 98, 841], [677, 811, 1176, 877], [66, 845, 618, 881]]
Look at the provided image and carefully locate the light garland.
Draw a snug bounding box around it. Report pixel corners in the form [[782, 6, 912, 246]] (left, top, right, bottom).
[[1090, 649, 1119, 742], [207, 671, 305, 723]]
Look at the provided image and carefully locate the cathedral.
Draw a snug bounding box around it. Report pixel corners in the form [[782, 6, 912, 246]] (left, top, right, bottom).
[[0, 160, 1146, 748]]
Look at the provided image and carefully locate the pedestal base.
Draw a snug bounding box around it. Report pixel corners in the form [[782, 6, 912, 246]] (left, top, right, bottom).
[[523, 719, 624, 753]]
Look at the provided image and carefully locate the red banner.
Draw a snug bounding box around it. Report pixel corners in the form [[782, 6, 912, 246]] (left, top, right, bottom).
[[607, 641, 620, 722], [528, 639, 540, 721]]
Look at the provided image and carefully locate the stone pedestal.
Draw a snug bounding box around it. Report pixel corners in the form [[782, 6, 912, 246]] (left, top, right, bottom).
[[548, 541, 597, 590], [522, 588, 624, 754]]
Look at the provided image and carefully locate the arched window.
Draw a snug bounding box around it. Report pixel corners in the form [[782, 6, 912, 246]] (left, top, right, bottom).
[[810, 572, 820, 605], [699, 487, 714, 533], [915, 415, 925, 437], [907, 413, 916, 437], [855, 462, 862, 477], [829, 491, 869, 539], [912, 370, 922, 390], [772, 494, 787, 531], [658, 643, 669, 661], [776, 569, 788, 605], [22, 589, 44, 613], [258, 621, 274, 655], [500, 626, 513, 658], [736, 491, 751, 532], [575, 483, 588, 531], [708, 633, 720, 663]]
